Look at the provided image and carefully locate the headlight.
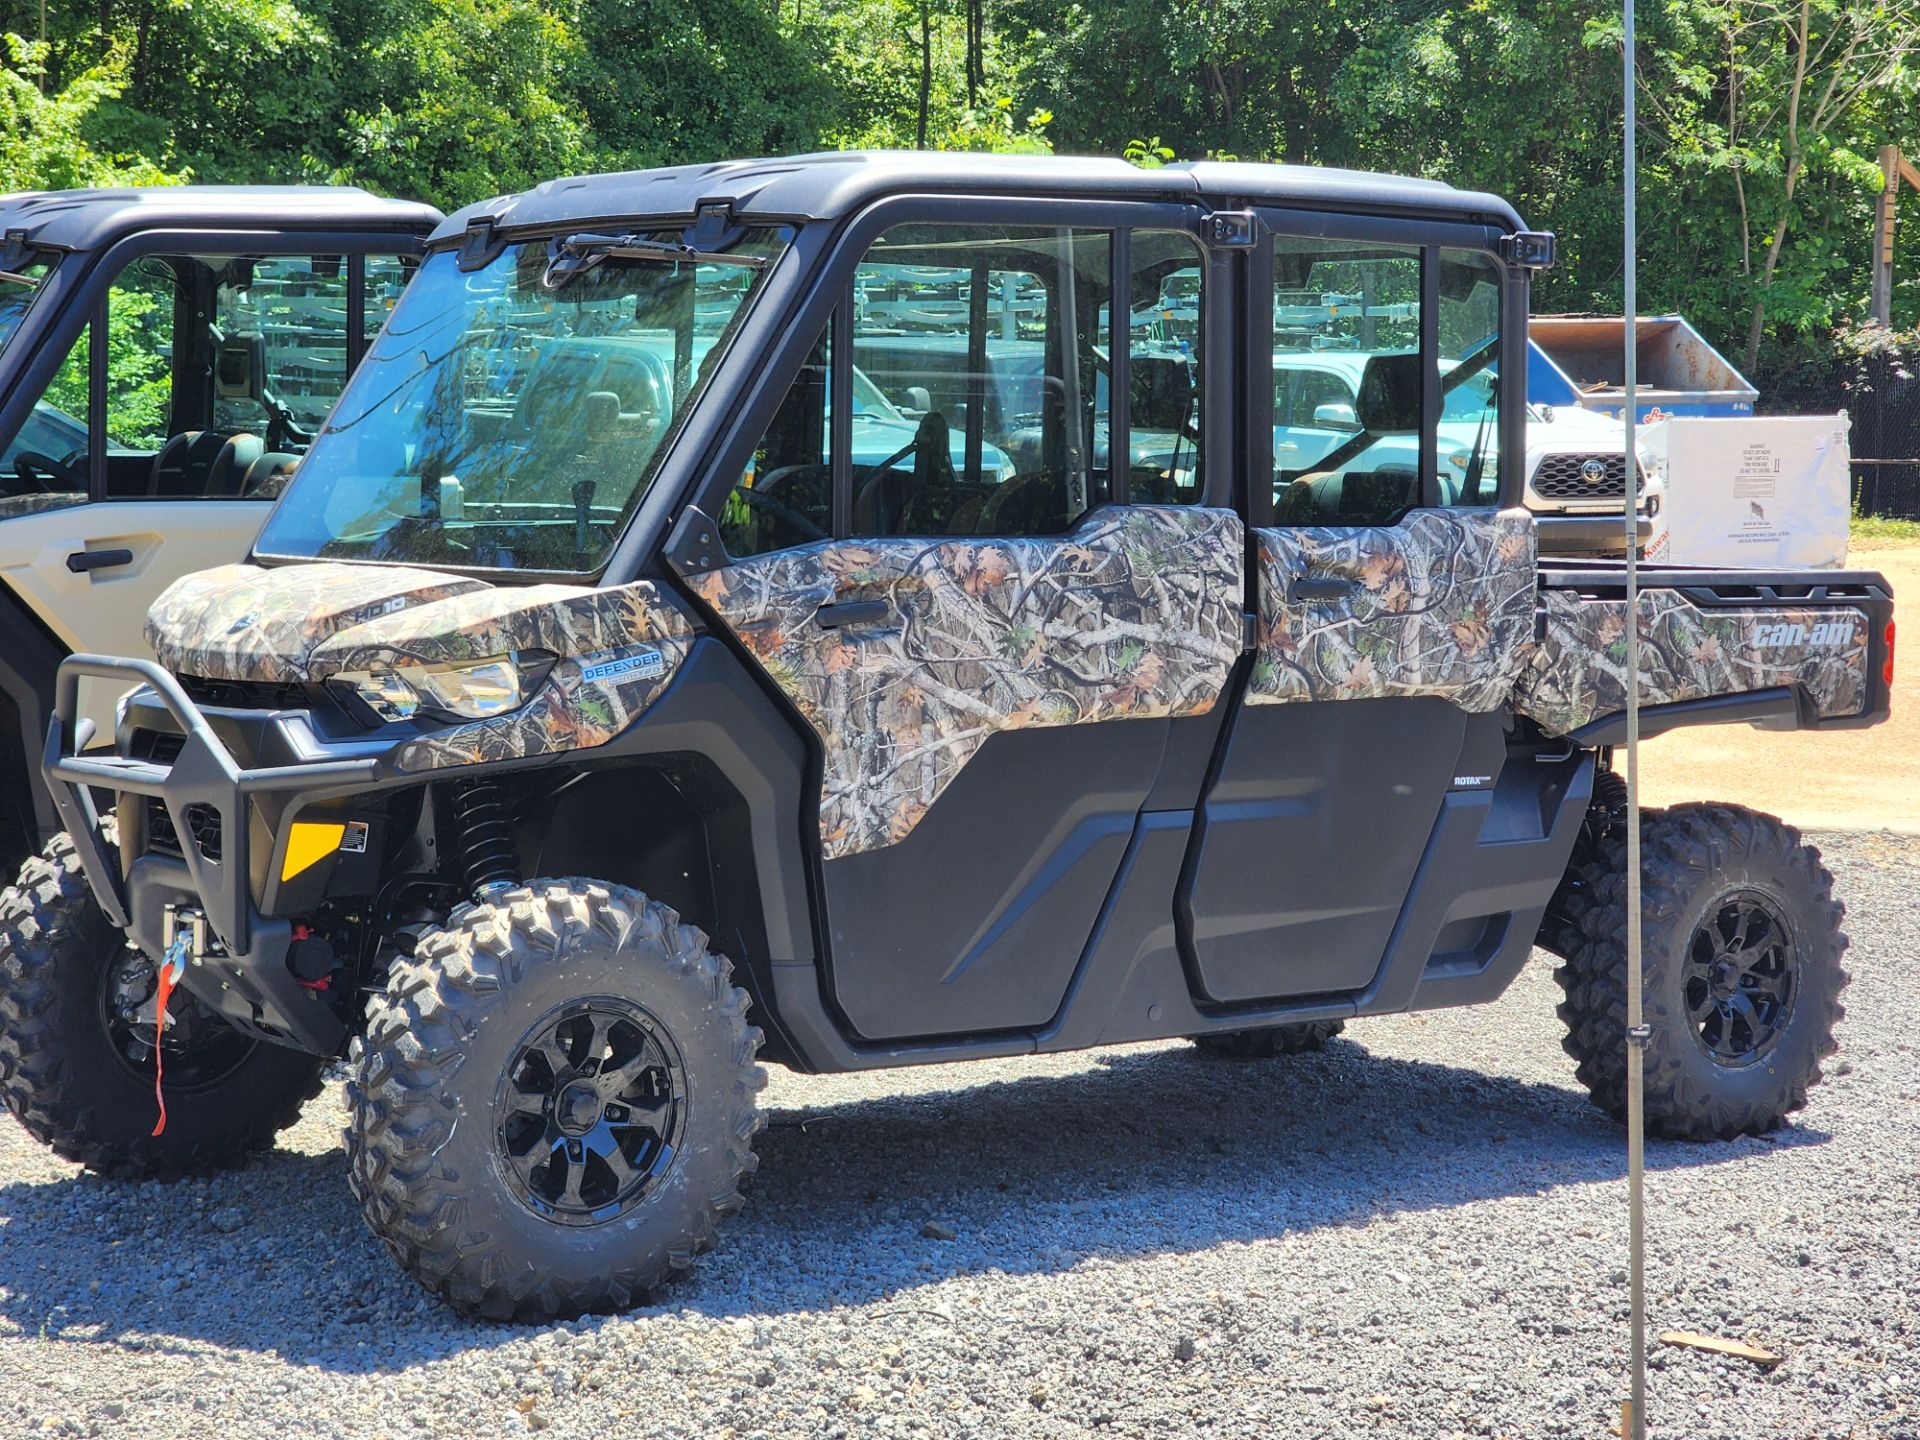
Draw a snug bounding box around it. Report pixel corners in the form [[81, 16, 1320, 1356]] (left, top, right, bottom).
[[337, 654, 537, 722], [408, 656, 525, 718]]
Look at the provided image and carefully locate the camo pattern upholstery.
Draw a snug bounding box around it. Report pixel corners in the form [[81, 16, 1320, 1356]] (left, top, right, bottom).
[[146, 562, 486, 683], [692, 505, 1242, 858], [1515, 591, 1871, 736], [306, 582, 695, 772], [1248, 508, 1538, 712]]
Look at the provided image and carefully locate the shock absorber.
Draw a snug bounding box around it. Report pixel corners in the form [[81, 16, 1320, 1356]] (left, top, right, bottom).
[[452, 780, 518, 901]]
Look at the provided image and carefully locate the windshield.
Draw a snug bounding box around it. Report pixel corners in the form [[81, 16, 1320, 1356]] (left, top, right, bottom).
[[254, 228, 787, 573], [0, 252, 55, 362]]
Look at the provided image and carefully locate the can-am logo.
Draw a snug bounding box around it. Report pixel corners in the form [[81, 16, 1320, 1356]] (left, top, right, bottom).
[[1752, 619, 1855, 648]]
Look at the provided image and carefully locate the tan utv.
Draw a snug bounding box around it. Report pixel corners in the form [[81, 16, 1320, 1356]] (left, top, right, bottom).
[[0, 186, 441, 873], [5, 154, 1892, 1320]]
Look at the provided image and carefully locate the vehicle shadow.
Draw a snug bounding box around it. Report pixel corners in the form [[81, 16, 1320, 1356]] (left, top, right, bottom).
[[0, 1036, 1826, 1372]]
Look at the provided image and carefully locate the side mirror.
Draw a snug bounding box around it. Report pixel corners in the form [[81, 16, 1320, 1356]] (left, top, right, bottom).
[[904, 385, 932, 415], [215, 333, 266, 401], [1312, 402, 1360, 430]]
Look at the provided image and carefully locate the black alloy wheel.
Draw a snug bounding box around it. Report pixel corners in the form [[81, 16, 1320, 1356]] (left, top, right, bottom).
[[494, 996, 687, 1225], [1682, 890, 1797, 1066]]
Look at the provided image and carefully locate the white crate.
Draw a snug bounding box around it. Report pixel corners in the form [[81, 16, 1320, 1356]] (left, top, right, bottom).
[[1639, 414, 1851, 569]]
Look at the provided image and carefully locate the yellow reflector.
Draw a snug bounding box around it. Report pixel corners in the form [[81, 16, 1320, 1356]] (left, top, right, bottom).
[[282, 822, 346, 881]]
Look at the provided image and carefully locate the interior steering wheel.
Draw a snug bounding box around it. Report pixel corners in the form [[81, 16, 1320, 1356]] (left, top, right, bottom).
[[11, 450, 84, 493], [733, 484, 828, 543]]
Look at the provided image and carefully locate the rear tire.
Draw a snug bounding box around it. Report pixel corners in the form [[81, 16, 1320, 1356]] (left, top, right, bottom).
[[346, 879, 765, 1321], [1192, 1019, 1345, 1058], [1537, 767, 1639, 961], [0, 831, 327, 1178], [1554, 803, 1847, 1140]]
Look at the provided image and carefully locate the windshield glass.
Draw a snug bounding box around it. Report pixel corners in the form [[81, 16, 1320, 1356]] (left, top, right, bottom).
[[255, 228, 787, 573], [0, 252, 55, 362]]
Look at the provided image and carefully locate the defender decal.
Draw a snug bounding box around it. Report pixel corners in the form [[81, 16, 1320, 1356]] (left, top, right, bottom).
[[580, 650, 669, 684]]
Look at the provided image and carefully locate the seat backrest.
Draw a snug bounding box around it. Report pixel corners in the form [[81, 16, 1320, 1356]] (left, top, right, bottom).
[[204, 434, 266, 498]]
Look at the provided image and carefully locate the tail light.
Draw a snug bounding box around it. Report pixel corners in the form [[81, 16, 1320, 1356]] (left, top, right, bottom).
[[1886, 619, 1896, 689]]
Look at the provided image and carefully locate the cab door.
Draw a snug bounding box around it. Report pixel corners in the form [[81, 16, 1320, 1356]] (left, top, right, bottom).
[[688, 204, 1242, 1041], [0, 251, 415, 740], [1177, 224, 1538, 1005]]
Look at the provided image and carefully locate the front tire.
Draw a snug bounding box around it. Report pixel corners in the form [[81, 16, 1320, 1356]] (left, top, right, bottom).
[[346, 879, 765, 1321], [1554, 803, 1847, 1140], [0, 832, 328, 1178]]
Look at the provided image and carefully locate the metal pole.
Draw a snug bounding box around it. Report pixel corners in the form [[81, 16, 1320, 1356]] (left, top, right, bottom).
[[1622, 1, 1649, 1437]]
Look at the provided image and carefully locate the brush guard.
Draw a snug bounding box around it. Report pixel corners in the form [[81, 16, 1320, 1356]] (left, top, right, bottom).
[[41, 655, 379, 958]]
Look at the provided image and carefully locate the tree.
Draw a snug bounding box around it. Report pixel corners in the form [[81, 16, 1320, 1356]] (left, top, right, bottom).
[[0, 34, 180, 192]]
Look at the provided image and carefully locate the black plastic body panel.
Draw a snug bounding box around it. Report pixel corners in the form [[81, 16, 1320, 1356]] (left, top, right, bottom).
[[820, 719, 1170, 1040], [0, 583, 67, 868], [1179, 696, 1470, 1002]]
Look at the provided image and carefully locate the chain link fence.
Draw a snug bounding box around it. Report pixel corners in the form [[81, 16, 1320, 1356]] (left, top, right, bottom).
[[1765, 335, 1920, 519]]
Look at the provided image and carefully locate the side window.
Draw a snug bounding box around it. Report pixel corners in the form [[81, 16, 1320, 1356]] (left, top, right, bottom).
[[1438, 249, 1501, 506], [1271, 237, 1422, 526], [1120, 231, 1204, 504], [103, 259, 177, 453], [0, 319, 90, 514], [363, 254, 414, 346], [213, 254, 352, 437], [721, 321, 832, 557], [849, 224, 1111, 538]]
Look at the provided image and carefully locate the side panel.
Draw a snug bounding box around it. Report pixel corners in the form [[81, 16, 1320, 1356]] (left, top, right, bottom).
[[1248, 507, 1538, 710], [1516, 589, 1871, 736], [0, 498, 268, 736], [691, 504, 1242, 857], [1178, 697, 1474, 1002], [821, 720, 1169, 1038]]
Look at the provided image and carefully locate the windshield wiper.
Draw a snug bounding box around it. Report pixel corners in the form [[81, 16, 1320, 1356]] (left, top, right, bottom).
[[542, 231, 768, 291]]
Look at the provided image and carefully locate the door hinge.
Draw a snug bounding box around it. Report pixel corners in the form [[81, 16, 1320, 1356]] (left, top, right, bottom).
[[664, 504, 728, 578], [1203, 211, 1260, 249], [1242, 611, 1260, 653]]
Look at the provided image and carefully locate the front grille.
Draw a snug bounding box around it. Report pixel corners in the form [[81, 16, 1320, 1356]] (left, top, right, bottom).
[[185, 804, 223, 861], [137, 732, 185, 857], [1531, 452, 1645, 502], [126, 732, 220, 860], [176, 674, 313, 711]]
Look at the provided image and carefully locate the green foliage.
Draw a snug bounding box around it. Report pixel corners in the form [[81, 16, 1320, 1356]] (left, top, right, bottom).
[[0, 35, 180, 191]]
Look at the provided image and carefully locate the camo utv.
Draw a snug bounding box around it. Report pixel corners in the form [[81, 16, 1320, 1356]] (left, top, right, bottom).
[[11, 154, 1893, 1320]]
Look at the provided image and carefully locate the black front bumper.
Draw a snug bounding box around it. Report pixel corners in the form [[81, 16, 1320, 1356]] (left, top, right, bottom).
[[42, 655, 383, 1052]]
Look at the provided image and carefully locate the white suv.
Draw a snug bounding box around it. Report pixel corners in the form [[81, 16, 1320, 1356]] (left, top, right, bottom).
[[1272, 351, 1653, 553]]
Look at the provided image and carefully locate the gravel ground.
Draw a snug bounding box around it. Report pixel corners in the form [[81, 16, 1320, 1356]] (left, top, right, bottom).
[[1, 829, 1915, 1440]]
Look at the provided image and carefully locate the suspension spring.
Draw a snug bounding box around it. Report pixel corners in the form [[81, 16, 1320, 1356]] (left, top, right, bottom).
[[452, 780, 518, 900]]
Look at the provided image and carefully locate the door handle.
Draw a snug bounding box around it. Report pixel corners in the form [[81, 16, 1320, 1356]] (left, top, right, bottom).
[[1287, 574, 1356, 603], [66, 548, 134, 574], [814, 599, 890, 630]]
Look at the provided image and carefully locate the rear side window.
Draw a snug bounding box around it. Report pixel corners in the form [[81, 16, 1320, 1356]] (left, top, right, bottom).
[[1270, 237, 1423, 527]]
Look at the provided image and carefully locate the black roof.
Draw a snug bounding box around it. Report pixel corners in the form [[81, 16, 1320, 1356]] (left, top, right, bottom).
[[436, 151, 1525, 244], [0, 186, 444, 252]]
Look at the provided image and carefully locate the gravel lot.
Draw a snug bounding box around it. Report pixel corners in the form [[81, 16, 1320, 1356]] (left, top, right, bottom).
[[0, 829, 1915, 1440]]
